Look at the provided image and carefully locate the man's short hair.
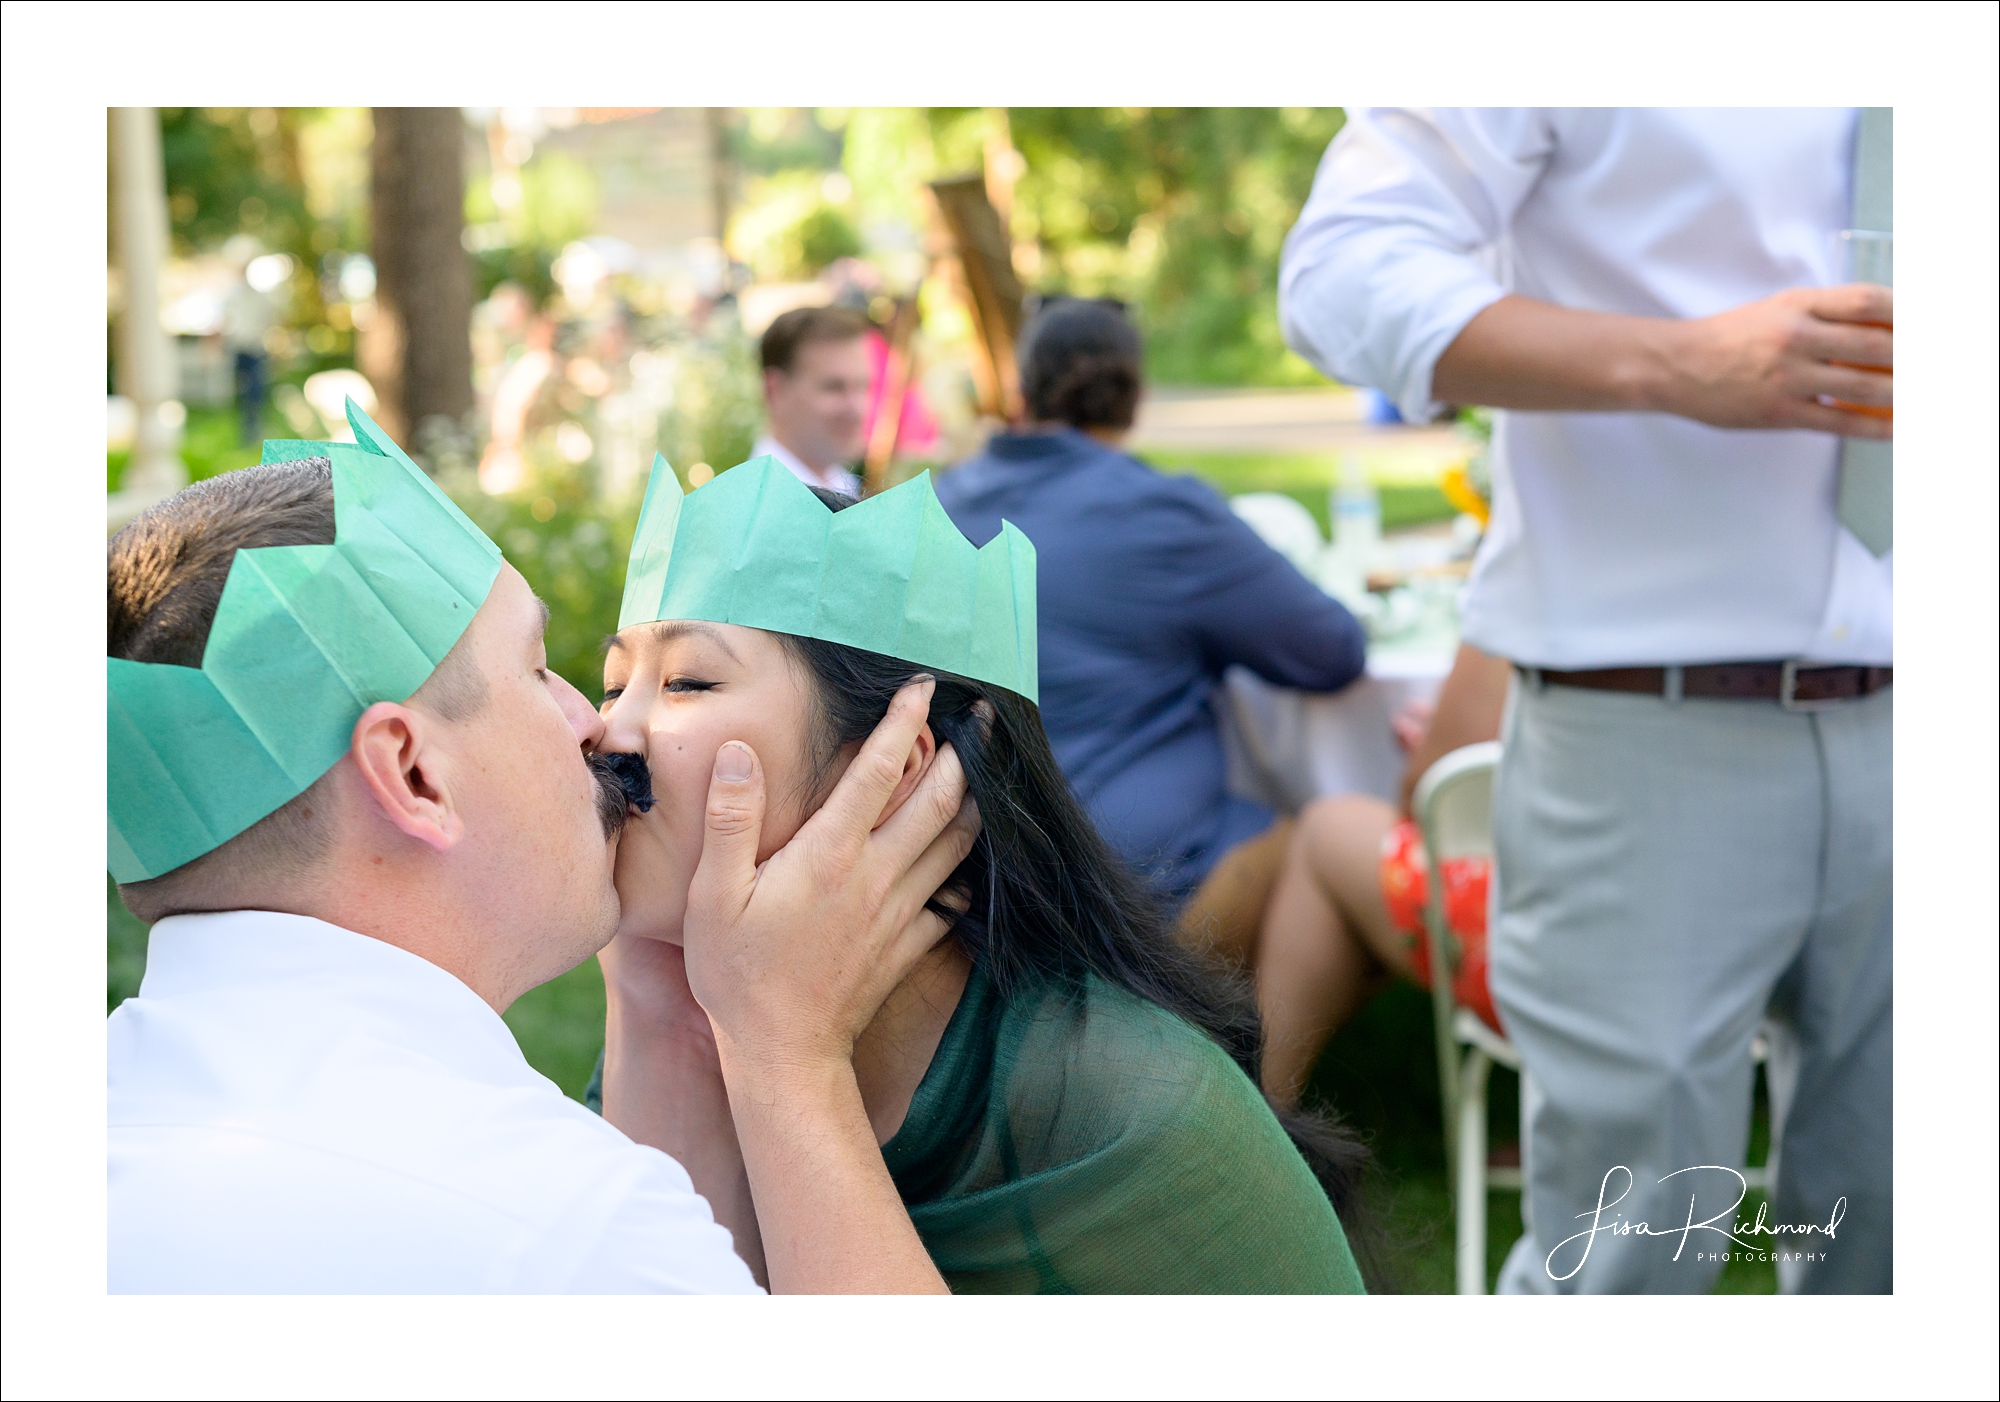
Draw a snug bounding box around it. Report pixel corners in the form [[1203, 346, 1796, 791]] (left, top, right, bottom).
[[109, 460, 486, 920], [759, 304, 872, 375]]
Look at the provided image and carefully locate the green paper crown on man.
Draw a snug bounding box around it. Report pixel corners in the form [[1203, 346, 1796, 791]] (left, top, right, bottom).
[[108, 406, 1038, 883]]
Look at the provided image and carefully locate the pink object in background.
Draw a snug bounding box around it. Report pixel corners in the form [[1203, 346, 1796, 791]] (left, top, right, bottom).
[[863, 329, 937, 459]]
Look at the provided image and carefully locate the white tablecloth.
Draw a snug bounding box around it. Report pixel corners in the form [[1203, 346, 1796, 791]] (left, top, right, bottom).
[[1212, 500, 1467, 815], [1219, 653, 1451, 814]]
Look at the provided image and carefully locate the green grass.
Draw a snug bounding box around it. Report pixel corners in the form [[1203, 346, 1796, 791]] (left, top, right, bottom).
[[107, 876, 151, 1014], [501, 960, 607, 1099], [106, 882, 1773, 1292], [1138, 448, 1459, 538]]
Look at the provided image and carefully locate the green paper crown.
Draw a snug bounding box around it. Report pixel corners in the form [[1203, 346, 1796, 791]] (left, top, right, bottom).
[[618, 455, 1038, 703], [107, 400, 503, 882]]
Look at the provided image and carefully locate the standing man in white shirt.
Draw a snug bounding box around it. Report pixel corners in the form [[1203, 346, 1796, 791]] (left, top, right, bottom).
[[752, 305, 872, 497], [1280, 108, 1892, 1293], [108, 406, 974, 1292]]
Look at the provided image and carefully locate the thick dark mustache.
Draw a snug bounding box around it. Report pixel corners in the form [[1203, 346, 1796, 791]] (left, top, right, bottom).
[[584, 751, 637, 840], [599, 750, 656, 813]]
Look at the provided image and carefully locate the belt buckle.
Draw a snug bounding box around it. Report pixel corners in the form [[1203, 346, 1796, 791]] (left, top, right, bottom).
[[1779, 659, 1841, 712]]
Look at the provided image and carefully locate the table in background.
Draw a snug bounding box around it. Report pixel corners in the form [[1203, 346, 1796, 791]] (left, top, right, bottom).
[[1220, 630, 1456, 814]]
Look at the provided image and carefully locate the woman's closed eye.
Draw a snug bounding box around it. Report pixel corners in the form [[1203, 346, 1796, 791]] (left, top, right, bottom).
[[666, 677, 717, 694]]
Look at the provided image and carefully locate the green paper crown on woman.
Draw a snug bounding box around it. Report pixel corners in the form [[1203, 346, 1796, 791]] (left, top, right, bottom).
[[618, 456, 1039, 704], [107, 401, 503, 883]]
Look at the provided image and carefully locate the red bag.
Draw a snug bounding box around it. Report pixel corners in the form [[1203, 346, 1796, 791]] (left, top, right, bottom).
[[1377, 820, 1503, 1035]]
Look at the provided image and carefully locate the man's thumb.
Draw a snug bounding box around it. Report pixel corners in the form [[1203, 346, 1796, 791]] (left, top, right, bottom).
[[692, 741, 764, 915]]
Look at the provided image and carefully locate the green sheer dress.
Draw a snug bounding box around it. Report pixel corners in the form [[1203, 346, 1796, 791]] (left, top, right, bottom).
[[586, 967, 1364, 1293], [881, 967, 1365, 1294]]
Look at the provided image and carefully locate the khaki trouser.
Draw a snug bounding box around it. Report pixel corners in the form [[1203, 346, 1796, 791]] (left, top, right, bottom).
[[1491, 679, 1892, 1294]]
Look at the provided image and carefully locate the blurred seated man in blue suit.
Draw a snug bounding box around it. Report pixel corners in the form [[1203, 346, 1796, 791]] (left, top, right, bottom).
[[935, 298, 1370, 1106]]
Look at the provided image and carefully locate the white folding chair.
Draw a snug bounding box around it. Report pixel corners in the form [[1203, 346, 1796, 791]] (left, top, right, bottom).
[[1413, 741, 1769, 1294], [1411, 741, 1520, 1295]]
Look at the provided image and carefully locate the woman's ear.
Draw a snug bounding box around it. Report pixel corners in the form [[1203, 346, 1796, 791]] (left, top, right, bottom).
[[872, 720, 938, 831], [350, 701, 465, 853]]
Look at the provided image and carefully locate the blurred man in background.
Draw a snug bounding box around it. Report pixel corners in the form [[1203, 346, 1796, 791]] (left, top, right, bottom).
[[1281, 107, 1892, 1294], [753, 305, 871, 496], [221, 235, 276, 445]]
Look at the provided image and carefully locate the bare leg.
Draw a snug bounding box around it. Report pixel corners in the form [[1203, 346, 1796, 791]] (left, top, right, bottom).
[[1255, 794, 1415, 1106]]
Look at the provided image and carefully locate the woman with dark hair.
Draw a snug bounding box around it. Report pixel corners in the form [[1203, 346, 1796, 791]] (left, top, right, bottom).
[[936, 298, 1380, 1109], [590, 462, 1368, 1293]]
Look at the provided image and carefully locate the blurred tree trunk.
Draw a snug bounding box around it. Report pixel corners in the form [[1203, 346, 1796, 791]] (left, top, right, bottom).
[[362, 108, 472, 451], [705, 106, 733, 242]]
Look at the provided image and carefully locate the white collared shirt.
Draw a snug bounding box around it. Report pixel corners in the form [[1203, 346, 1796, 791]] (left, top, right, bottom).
[[1280, 108, 1890, 667], [751, 434, 863, 499], [108, 911, 760, 1294]]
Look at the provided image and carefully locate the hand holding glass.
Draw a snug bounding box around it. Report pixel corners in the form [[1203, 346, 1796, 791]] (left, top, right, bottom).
[[1827, 230, 1892, 422]]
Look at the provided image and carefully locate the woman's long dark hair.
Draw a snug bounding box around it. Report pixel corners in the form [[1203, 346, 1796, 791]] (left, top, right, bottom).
[[784, 487, 1376, 1268]]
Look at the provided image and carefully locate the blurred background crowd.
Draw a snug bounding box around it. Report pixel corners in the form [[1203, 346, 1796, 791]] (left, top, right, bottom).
[[106, 106, 1489, 695]]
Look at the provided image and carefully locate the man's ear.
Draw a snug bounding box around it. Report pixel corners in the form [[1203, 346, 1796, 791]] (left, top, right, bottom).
[[350, 701, 465, 853], [873, 721, 938, 832]]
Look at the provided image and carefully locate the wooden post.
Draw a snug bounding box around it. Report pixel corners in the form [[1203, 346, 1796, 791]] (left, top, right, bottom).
[[929, 175, 1024, 422], [362, 108, 474, 453], [108, 106, 185, 527], [862, 293, 922, 495]]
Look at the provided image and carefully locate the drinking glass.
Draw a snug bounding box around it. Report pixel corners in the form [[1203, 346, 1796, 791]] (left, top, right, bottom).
[[1829, 229, 1892, 420], [1834, 229, 1893, 288]]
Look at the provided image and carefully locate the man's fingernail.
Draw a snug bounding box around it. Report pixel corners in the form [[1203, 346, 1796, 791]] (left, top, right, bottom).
[[716, 742, 753, 782], [912, 674, 935, 693]]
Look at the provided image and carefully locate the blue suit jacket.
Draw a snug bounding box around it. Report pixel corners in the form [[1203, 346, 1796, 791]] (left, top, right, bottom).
[[935, 430, 1367, 898]]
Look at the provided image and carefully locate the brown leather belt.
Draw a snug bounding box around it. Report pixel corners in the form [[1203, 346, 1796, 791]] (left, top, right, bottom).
[[1529, 661, 1892, 708]]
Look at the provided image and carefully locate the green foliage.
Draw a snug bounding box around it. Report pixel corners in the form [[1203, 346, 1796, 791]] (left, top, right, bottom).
[[839, 107, 935, 230], [465, 152, 601, 255], [827, 107, 1347, 386], [156, 108, 330, 332], [158, 107, 315, 258], [654, 322, 764, 475], [728, 167, 863, 283], [471, 244, 557, 307], [445, 464, 638, 707], [1006, 107, 1346, 386], [794, 204, 863, 274], [733, 107, 844, 176]]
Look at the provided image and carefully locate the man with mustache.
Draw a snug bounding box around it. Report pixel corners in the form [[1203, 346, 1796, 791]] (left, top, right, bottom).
[[107, 409, 974, 1292]]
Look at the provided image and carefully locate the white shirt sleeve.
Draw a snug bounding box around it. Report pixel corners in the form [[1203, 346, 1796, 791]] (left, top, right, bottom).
[[1279, 107, 1556, 422]]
